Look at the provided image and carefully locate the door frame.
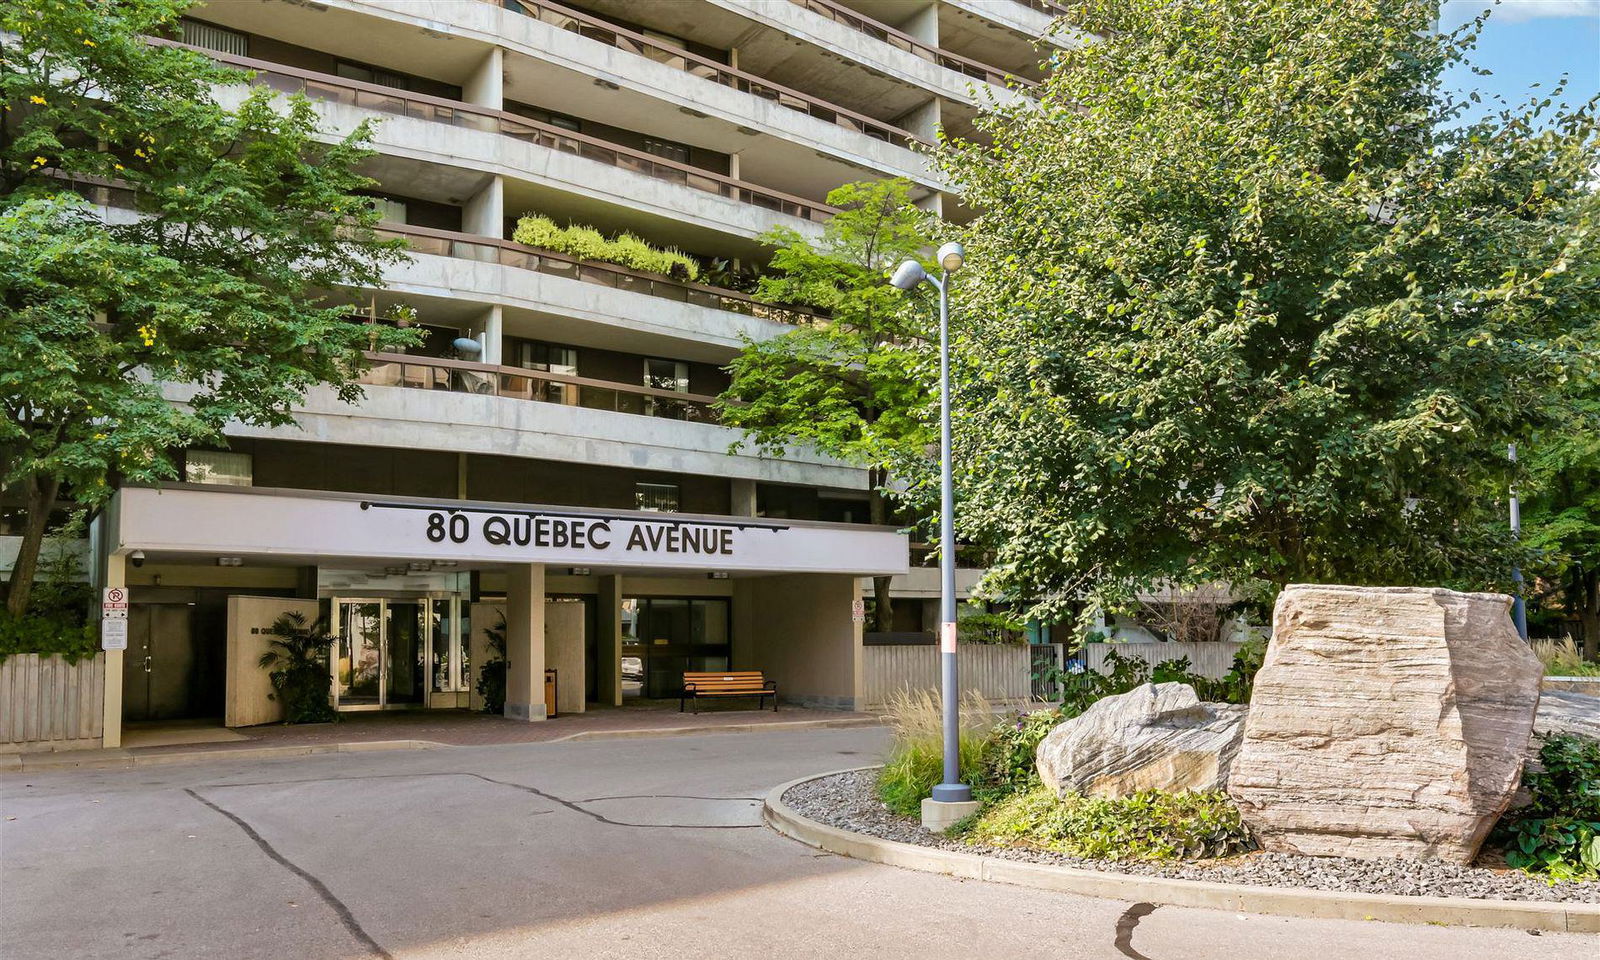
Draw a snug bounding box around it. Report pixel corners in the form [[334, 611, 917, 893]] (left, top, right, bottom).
[[331, 596, 468, 711]]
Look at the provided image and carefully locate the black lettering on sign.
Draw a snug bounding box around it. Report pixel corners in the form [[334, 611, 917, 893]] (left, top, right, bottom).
[[719, 529, 734, 555], [512, 517, 531, 546], [482, 515, 511, 546], [449, 514, 468, 543], [552, 519, 570, 548], [588, 521, 612, 550], [427, 512, 447, 543], [534, 517, 550, 548], [626, 525, 649, 551], [681, 527, 699, 553]]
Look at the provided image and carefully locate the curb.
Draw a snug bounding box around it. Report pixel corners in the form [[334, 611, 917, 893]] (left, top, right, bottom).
[[5, 739, 437, 772], [551, 716, 884, 743], [763, 768, 1600, 935]]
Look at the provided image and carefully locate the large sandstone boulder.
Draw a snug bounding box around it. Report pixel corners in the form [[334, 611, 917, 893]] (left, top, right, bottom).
[[1036, 682, 1247, 798], [1229, 585, 1542, 863]]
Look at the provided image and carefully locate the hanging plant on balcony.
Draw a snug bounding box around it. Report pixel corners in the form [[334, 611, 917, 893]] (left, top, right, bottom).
[[512, 214, 699, 282]]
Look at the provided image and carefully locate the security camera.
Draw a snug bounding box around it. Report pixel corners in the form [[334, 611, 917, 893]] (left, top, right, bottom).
[[129, 550, 145, 568]]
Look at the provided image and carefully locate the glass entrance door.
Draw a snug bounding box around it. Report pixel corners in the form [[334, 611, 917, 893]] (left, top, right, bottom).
[[334, 598, 456, 709]]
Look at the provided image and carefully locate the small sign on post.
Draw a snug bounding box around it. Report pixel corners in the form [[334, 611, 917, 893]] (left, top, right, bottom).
[[101, 586, 129, 620], [101, 618, 128, 651], [851, 599, 865, 623]]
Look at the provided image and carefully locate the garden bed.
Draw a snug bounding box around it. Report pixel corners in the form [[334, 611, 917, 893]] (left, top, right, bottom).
[[782, 769, 1600, 905]]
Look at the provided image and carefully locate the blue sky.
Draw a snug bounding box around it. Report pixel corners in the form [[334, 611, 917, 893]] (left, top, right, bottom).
[[1440, 1, 1600, 122]]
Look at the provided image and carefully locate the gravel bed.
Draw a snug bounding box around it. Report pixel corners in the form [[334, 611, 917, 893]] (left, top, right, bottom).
[[782, 769, 1599, 904]]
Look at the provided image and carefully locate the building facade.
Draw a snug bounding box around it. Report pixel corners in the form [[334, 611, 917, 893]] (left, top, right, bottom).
[[29, 0, 1065, 745]]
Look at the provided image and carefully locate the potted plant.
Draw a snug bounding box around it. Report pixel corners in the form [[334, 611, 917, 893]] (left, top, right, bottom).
[[258, 611, 337, 724]]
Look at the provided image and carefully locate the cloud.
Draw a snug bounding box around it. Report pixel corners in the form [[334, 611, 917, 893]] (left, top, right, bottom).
[[1441, 1, 1600, 28]]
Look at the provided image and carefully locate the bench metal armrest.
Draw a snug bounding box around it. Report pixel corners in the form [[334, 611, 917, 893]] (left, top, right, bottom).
[[763, 680, 777, 690]]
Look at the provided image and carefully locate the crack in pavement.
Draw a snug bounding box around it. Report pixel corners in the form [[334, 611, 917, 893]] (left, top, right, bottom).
[[183, 788, 392, 960], [1113, 902, 1158, 960], [200, 771, 764, 829]]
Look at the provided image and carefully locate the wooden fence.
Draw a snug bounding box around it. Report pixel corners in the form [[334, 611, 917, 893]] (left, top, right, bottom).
[[1079, 641, 1245, 679], [862, 643, 1053, 708], [1, 653, 105, 752]]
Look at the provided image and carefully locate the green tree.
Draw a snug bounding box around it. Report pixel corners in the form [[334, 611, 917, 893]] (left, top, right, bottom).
[[717, 179, 934, 631], [0, 0, 414, 616], [1523, 396, 1600, 660], [930, 0, 1600, 622], [257, 611, 336, 724]]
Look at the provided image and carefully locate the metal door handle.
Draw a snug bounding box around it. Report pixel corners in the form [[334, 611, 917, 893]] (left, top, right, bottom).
[[143, 656, 152, 673]]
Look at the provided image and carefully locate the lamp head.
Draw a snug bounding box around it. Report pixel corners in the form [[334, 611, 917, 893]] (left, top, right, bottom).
[[452, 337, 483, 357], [889, 259, 927, 291], [937, 241, 965, 273]]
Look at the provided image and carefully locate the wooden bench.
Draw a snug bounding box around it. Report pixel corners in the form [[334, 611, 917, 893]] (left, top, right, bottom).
[[680, 671, 778, 714]]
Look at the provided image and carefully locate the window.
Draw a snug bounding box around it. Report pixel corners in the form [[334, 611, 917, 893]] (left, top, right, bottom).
[[635, 482, 680, 513], [336, 61, 412, 91], [186, 450, 252, 487], [181, 19, 249, 57], [644, 358, 689, 393], [513, 340, 578, 375], [369, 197, 408, 225], [642, 137, 691, 165]]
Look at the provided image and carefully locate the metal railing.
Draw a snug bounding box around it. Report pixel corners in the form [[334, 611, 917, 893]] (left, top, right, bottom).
[[357, 351, 721, 424], [375, 222, 822, 326], [492, 0, 928, 149], [785, 0, 1036, 90], [160, 40, 841, 223]]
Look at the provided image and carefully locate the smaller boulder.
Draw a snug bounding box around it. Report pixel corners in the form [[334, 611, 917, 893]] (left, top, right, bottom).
[[1035, 682, 1247, 798]]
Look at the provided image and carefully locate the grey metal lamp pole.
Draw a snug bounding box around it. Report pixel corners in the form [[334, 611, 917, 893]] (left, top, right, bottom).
[[891, 242, 973, 806], [1509, 443, 1529, 641]]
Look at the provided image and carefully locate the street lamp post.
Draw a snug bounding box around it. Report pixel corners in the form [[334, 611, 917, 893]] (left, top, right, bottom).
[[892, 243, 978, 825], [1509, 443, 1529, 641]]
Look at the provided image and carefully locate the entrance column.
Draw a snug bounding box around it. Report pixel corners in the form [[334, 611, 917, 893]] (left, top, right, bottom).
[[597, 574, 624, 706], [503, 563, 547, 721], [100, 552, 125, 748]]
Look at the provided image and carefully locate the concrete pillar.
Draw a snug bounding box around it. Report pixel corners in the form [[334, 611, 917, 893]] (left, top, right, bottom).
[[897, 3, 939, 46], [503, 563, 547, 721], [895, 97, 942, 142], [743, 574, 861, 710], [596, 575, 624, 706], [479, 304, 503, 365], [463, 175, 504, 239], [730, 478, 758, 517], [100, 553, 125, 748], [464, 47, 503, 110], [727, 152, 741, 180], [915, 191, 944, 218]]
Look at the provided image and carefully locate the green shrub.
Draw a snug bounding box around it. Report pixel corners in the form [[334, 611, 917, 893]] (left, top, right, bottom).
[[959, 785, 1255, 861], [476, 615, 509, 715], [978, 707, 1069, 798], [876, 689, 989, 816], [1533, 637, 1600, 678], [257, 612, 336, 724], [1493, 734, 1600, 880], [511, 214, 701, 281], [0, 608, 97, 662]]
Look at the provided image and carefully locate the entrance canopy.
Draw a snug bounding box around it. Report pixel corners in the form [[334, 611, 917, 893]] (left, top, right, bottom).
[[108, 485, 910, 577]]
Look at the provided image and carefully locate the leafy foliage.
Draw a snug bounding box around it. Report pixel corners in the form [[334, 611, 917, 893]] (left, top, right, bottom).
[[1493, 735, 1600, 881], [0, 0, 416, 615], [977, 708, 1066, 798], [718, 178, 933, 630], [1533, 637, 1600, 678], [955, 610, 1026, 645], [958, 785, 1255, 862], [257, 612, 335, 724], [930, 0, 1600, 622], [476, 615, 508, 715], [511, 214, 698, 280], [875, 689, 989, 815], [1522, 396, 1600, 661]]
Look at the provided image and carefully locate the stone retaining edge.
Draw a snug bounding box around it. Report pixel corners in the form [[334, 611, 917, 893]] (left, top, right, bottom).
[[551, 716, 883, 743], [762, 767, 1600, 935]]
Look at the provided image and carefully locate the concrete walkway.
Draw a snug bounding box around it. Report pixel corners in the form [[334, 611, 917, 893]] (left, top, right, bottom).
[[1, 726, 1592, 959], [6, 703, 880, 771]]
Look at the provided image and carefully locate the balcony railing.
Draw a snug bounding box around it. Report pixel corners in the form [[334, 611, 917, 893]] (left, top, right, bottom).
[[785, 0, 1036, 90], [490, 0, 928, 150], [159, 39, 841, 223], [358, 351, 722, 423], [376, 222, 824, 326]]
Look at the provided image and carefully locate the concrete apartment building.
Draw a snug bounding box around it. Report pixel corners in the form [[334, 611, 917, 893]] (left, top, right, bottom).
[[46, 0, 1064, 745]]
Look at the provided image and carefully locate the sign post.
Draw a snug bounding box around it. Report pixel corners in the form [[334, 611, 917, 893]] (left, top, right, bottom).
[[101, 587, 129, 651]]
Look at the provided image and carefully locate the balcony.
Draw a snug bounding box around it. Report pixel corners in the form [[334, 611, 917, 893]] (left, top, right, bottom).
[[782, 0, 1036, 91], [356, 352, 722, 424], [171, 40, 842, 225], [376, 223, 822, 327], [491, 0, 927, 150]]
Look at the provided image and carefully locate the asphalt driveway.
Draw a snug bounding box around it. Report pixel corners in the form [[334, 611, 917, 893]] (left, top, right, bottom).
[[1, 727, 1591, 959]]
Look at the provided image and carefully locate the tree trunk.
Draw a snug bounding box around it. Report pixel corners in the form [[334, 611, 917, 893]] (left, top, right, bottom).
[[1580, 565, 1599, 663], [867, 484, 894, 633], [5, 474, 60, 617]]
